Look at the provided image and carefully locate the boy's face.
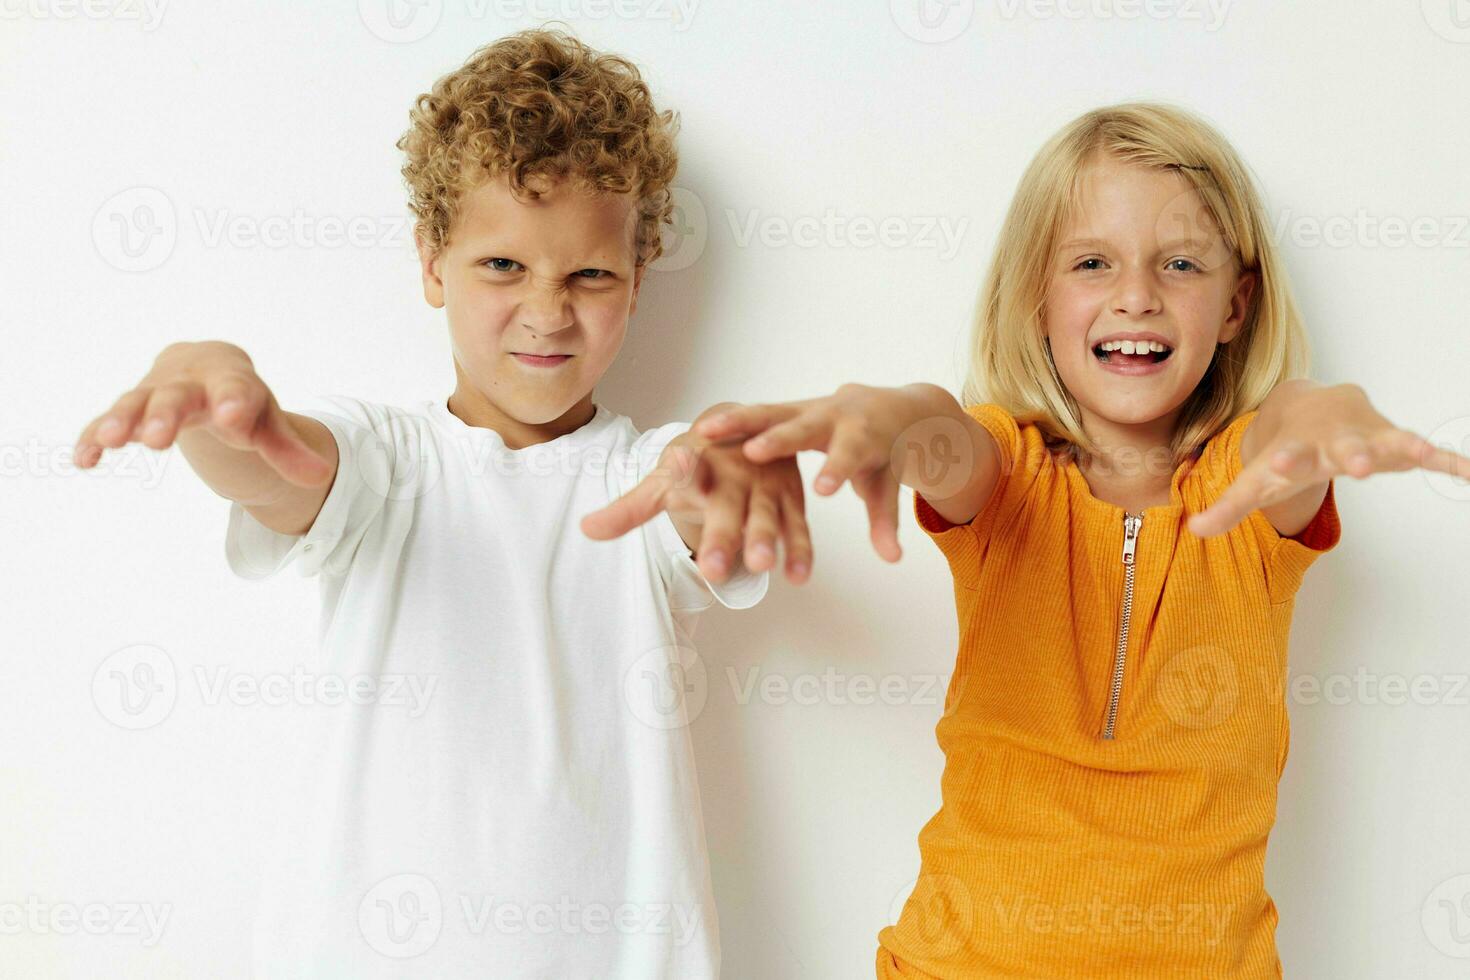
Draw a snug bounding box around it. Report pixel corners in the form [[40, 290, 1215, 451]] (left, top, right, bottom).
[[1043, 154, 1254, 438], [418, 173, 644, 430]]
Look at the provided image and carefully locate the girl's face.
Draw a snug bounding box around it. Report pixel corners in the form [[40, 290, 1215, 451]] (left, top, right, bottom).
[[1043, 154, 1255, 439]]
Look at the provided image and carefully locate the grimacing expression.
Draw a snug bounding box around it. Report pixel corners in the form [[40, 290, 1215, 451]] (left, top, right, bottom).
[[417, 174, 646, 424], [1043, 154, 1255, 428]]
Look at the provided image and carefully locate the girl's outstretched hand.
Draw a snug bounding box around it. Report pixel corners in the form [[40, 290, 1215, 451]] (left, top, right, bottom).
[[694, 383, 976, 563], [1188, 382, 1470, 538], [581, 405, 813, 585]]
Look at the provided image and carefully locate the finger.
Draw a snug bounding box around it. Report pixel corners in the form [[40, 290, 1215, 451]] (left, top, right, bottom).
[[1324, 432, 1374, 479], [778, 486, 813, 584], [1399, 429, 1470, 482], [852, 467, 902, 562], [741, 411, 837, 464], [694, 402, 806, 441], [135, 383, 205, 450], [697, 479, 748, 584], [813, 417, 881, 496], [252, 403, 337, 488], [1188, 453, 1310, 538], [74, 388, 152, 467], [580, 470, 675, 541], [742, 478, 782, 574]]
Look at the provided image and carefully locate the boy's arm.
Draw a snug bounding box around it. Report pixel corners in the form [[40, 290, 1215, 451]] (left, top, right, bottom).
[[73, 340, 337, 536]]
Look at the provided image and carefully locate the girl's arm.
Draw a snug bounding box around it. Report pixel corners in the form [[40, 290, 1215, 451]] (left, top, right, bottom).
[[1188, 380, 1470, 538], [693, 382, 1003, 562]]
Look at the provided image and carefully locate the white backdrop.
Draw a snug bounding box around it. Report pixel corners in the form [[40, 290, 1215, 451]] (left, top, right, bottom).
[[5, 1, 1470, 976]]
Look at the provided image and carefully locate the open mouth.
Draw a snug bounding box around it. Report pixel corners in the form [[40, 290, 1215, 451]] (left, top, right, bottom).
[[1093, 342, 1173, 365]]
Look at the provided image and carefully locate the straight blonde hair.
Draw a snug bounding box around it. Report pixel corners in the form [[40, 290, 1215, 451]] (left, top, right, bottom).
[[962, 102, 1309, 467]]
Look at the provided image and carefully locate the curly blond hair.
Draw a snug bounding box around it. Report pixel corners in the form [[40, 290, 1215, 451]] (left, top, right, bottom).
[[396, 28, 680, 265]]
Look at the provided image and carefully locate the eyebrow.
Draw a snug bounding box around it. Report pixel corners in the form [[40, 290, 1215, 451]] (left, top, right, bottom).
[[1055, 236, 1218, 253]]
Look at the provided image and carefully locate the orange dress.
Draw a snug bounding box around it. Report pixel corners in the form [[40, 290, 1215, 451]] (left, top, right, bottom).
[[877, 404, 1342, 979]]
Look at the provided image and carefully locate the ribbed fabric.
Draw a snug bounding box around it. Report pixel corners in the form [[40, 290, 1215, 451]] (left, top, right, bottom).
[[877, 403, 1342, 979]]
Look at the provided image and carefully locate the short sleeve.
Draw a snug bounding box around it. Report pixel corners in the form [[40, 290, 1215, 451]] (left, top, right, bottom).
[[224, 395, 399, 581], [1198, 409, 1343, 603], [630, 421, 770, 612], [911, 402, 1026, 575]]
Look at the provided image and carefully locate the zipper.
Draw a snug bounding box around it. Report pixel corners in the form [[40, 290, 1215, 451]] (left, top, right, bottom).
[[1101, 511, 1143, 740]]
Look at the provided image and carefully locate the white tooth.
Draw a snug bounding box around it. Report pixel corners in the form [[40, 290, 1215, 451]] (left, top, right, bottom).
[[1120, 340, 1138, 355]]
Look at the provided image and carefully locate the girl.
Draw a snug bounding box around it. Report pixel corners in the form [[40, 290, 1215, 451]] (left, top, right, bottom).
[[694, 103, 1470, 977]]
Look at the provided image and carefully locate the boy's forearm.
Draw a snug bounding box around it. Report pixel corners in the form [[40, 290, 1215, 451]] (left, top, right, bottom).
[[176, 412, 332, 507]]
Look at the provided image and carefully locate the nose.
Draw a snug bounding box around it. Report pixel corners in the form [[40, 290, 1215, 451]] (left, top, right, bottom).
[[519, 276, 574, 337], [1110, 266, 1161, 318]]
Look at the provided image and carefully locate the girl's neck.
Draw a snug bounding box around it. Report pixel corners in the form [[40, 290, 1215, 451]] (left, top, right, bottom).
[[1072, 407, 1185, 511]]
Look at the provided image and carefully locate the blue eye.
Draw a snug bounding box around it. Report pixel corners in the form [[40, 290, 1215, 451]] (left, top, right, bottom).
[[575, 269, 609, 279], [484, 258, 522, 272], [1074, 257, 1106, 271], [1167, 258, 1200, 273]]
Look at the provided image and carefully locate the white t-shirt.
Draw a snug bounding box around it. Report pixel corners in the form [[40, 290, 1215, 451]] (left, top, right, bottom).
[[224, 394, 767, 979]]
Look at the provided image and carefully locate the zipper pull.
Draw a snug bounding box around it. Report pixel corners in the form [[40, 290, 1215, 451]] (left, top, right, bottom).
[[1121, 513, 1141, 564]]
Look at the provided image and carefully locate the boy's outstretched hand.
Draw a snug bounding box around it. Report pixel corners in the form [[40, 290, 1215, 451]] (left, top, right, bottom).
[[1188, 381, 1470, 538], [580, 403, 813, 586]]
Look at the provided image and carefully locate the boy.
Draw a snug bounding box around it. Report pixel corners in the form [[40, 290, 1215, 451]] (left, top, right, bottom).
[[72, 28, 810, 978]]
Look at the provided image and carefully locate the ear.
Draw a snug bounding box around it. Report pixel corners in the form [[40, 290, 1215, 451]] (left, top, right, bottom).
[[416, 232, 446, 309], [628, 263, 647, 317], [1220, 268, 1256, 345]]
